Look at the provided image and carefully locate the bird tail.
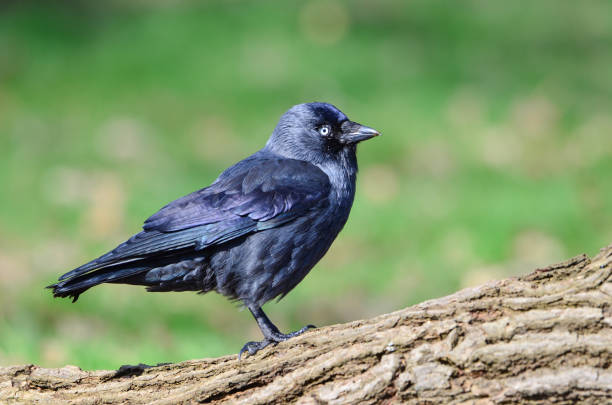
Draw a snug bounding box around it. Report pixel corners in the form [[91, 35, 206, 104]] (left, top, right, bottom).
[[47, 255, 212, 302], [47, 263, 152, 302]]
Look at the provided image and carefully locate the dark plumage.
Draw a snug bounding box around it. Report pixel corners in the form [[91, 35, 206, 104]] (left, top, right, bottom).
[[48, 102, 379, 357]]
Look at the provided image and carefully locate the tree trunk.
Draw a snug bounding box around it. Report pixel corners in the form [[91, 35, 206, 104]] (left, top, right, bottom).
[[2, 244, 611, 404]]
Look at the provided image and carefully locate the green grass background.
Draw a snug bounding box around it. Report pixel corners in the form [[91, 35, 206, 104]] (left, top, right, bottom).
[[1, 0, 611, 370]]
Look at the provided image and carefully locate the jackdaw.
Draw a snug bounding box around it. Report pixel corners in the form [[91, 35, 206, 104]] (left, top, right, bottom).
[[48, 102, 380, 357]]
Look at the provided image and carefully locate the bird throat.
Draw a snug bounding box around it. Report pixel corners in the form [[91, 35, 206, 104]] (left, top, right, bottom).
[[317, 147, 357, 205]]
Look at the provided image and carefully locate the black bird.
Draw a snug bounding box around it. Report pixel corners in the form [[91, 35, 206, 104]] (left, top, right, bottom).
[[48, 102, 379, 357]]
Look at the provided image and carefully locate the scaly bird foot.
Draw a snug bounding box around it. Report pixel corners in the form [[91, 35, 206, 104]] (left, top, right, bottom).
[[238, 324, 316, 359]]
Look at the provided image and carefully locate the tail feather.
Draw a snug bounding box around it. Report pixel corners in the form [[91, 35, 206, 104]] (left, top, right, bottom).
[[58, 228, 205, 282], [48, 255, 212, 302], [48, 265, 151, 302]]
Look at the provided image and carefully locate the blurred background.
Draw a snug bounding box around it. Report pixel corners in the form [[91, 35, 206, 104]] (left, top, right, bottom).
[[1, 0, 611, 370]]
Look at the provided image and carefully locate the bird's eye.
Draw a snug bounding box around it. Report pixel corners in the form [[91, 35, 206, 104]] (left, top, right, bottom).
[[318, 125, 331, 136]]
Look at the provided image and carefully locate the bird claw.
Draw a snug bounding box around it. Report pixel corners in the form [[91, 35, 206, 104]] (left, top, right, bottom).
[[286, 324, 316, 337], [238, 324, 317, 359], [239, 340, 273, 360]]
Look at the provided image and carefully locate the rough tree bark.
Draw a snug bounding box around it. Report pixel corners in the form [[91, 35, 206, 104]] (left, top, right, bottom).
[[2, 244, 611, 404]]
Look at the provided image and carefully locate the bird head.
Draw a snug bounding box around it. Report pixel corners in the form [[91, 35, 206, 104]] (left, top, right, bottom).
[[265, 102, 379, 164]]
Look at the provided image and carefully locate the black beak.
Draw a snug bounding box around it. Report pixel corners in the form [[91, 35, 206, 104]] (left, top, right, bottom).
[[340, 121, 380, 144]]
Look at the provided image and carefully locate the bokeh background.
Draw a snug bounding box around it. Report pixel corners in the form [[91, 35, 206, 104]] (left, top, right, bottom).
[[1, 0, 611, 370]]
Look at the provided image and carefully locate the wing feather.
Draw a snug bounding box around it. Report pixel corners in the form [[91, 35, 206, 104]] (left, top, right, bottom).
[[59, 154, 330, 281]]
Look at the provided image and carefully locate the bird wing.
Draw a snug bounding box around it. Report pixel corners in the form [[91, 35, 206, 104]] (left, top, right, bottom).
[[143, 156, 330, 231], [59, 156, 331, 280]]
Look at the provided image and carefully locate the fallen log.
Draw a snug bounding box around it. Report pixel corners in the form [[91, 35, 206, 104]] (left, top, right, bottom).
[[2, 244, 611, 404]]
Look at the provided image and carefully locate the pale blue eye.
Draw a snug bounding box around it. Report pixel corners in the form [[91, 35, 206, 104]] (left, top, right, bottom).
[[318, 125, 331, 136]]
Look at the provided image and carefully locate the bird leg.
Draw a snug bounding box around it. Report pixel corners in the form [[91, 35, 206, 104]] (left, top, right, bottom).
[[239, 305, 315, 359]]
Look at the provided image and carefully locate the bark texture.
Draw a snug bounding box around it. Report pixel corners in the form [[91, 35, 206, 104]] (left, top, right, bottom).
[[2, 244, 612, 404]]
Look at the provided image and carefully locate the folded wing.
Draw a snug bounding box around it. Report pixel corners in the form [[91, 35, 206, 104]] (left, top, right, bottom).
[[59, 156, 331, 281]]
